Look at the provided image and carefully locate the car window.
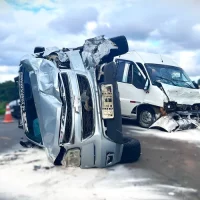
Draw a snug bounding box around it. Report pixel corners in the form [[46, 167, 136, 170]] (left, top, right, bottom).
[[116, 60, 145, 88], [116, 60, 132, 84], [127, 63, 133, 83], [145, 63, 195, 88], [136, 62, 148, 77], [133, 65, 146, 89], [116, 60, 125, 82]]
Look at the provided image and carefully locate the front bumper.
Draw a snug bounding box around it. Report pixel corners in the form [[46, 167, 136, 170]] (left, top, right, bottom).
[[56, 67, 123, 168]]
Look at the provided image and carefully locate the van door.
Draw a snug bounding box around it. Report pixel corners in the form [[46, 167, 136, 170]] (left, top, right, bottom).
[[116, 59, 147, 118]]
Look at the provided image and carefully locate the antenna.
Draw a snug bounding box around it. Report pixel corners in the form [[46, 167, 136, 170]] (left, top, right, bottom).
[[160, 54, 164, 63]]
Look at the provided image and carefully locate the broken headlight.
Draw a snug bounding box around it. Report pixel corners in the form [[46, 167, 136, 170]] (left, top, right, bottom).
[[164, 101, 177, 112]]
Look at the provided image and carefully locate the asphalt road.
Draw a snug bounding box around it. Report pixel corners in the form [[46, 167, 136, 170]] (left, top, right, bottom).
[[0, 117, 23, 153], [123, 120, 200, 200], [0, 118, 200, 199]]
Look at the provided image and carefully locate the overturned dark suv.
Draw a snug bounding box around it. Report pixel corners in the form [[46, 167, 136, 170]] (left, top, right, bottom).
[[16, 35, 141, 168]]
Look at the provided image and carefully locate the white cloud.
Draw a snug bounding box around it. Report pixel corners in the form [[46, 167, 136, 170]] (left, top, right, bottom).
[[0, 65, 18, 83], [85, 21, 97, 32], [178, 51, 200, 76], [190, 76, 200, 83], [1, 0, 200, 82], [0, 74, 17, 83], [192, 24, 200, 32]]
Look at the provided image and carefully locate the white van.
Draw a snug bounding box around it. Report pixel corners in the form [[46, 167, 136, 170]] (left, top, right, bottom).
[[114, 51, 200, 129]]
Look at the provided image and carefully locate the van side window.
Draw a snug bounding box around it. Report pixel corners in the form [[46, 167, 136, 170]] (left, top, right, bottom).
[[116, 60, 132, 84], [136, 62, 148, 77], [133, 64, 146, 89], [127, 64, 133, 83], [116, 60, 125, 82], [116, 60, 145, 88]]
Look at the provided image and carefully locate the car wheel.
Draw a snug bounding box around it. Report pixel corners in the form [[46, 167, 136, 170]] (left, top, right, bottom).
[[120, 136, 141, 164], [138, 108, 155, 128]]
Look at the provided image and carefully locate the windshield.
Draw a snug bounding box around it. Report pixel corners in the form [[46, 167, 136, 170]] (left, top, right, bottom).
[[145, 63, 195, 89]]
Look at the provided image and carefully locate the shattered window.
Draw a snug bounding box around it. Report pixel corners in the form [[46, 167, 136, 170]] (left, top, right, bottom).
[[77, 75, 94, 139], [145, 63, 196, 89]]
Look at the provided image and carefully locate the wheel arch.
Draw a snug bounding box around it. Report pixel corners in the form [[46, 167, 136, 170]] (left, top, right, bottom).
[[136, 104, 160, 120]]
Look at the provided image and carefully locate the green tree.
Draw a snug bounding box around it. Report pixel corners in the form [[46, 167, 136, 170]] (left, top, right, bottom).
[[0, 81, 19, 102]]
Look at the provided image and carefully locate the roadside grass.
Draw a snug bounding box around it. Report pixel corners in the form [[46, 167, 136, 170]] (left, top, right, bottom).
[[0, 102, 7, 115]]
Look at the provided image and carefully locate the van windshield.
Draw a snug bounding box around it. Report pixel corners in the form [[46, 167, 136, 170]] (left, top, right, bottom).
[[145, 63, 196, 89]]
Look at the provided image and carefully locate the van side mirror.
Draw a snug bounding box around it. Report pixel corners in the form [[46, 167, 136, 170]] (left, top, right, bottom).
[[192, 81, 199, 89], [144, 79, 150, 91]]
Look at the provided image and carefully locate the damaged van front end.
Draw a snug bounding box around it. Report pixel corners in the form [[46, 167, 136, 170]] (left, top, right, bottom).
[[17, 35, 141, 168], [150, 82, 200, 132]]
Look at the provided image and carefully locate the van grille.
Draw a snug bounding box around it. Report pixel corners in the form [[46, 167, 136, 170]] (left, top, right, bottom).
[[77, 75, 94, 139], [61, 73, 72, 143]]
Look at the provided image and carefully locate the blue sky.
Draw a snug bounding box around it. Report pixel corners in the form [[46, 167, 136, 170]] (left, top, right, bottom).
[[0, 0, 200, 82], [5, 0, 55, 12]]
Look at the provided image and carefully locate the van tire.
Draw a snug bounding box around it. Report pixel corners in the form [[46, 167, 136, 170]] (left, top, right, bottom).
[[120, 136, 141, 163], [138, 108, 155, 128]]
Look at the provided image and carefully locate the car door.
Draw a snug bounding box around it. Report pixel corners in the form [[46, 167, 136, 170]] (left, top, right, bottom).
[[116, 59, 147, 117]]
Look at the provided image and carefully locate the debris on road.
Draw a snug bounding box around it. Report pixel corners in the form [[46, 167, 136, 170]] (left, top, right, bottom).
[[126, 125, 200, 146], [0, 147, 198, 200], [150, 112, 200, 132]]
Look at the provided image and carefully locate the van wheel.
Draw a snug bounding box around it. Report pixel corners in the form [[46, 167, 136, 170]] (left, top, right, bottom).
[[120, 136, 141, 163], [138, 108, 155, 128]]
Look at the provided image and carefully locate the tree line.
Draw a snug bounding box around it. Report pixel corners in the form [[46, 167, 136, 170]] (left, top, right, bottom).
[[0, 81, 19, 103]]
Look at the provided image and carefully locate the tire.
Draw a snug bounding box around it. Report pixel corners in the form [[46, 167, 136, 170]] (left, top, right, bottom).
[[120, 136, 141, 164], [138, 108, 155, 128]]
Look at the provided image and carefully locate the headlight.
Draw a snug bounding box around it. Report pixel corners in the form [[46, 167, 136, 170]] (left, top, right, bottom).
[[61, 149, 81, 167]]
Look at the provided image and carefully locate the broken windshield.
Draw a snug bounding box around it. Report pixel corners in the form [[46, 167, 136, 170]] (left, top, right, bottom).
[[145, 63, 195, 89]]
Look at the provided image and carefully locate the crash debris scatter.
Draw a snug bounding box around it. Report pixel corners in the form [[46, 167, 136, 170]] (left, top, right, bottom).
[[127, 126, 200, 145], [0, 146, 198, 200]]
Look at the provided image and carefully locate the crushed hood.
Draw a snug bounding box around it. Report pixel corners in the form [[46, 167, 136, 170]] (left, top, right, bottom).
[[161, 83, 200, 105]]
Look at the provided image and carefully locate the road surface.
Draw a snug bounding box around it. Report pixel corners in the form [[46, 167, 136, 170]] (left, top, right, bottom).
[[0, 117, 23, 152], [0, 118, 200, 199], [123, 120, 200, 200]]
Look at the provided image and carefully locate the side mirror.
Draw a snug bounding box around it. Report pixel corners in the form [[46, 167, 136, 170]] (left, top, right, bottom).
[[144, 79, 150, 91], [192, 81, 199, 89]]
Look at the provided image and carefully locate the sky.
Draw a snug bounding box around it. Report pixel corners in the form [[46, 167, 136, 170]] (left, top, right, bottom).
[[0, 0, 200, 82]]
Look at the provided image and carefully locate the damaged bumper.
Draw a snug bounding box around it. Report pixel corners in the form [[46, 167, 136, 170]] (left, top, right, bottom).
[[150, 111, 200, 132], [151, 83, 200, 132]]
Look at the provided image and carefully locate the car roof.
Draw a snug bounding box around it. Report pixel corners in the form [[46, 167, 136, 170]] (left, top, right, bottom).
[[115, 51, 178, 67]]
